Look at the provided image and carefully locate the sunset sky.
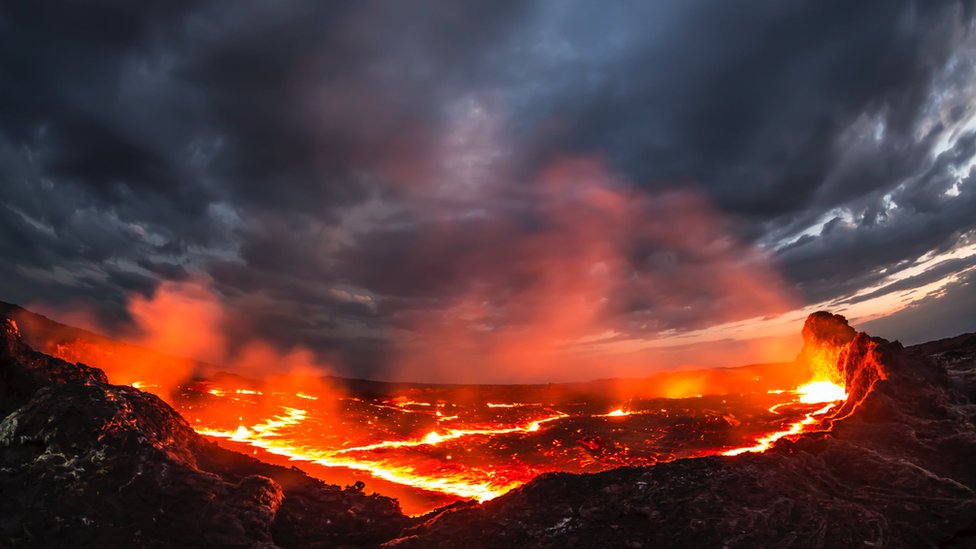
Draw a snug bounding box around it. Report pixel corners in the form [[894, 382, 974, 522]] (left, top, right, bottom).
[[1, 1, 974, 381]]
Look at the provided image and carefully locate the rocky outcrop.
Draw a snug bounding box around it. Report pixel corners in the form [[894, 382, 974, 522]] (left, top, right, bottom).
[[387, 315, 976, 548], [0, 318, 108, 417], [800, 311, 857, 354], [796, 310, 857, 384], [0, 319, 408, 548]]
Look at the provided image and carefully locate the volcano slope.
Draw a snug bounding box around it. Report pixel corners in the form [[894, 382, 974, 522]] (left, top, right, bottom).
[[0, 312, 973, 548]]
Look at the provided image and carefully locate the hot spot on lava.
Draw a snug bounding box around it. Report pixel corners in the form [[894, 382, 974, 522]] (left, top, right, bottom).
[[720, 379, 847, 457], [796, 380, 847, 404]]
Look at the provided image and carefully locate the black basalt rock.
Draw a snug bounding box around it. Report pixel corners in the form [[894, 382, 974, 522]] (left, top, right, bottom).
[[0, 317, 409, 548]]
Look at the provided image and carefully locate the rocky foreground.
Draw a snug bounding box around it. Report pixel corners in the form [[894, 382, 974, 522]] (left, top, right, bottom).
[[0, 318, 408, 548], [1, 312, 974, 548]]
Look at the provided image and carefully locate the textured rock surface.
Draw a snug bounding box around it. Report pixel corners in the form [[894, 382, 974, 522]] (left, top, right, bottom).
[[0, 318, 408, 548], [1, 310, 974, 548]]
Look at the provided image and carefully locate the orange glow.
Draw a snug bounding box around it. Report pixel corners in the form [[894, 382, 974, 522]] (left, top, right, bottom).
[[796, 380, 847, 404], [177, 370, 852, 511], [804, 343, 847, 387], [23, 281, 340, 404], [37, 320, 857, 514], [602, 408, 631, 417], [388, 158, 800, 384], [198, 397, 570, 503], [722, 379, 847, 456], [181, 371, 852, 509], [721, 402, 836, 456], [392, 399, 433, 407], [18, 290, 863, 515]]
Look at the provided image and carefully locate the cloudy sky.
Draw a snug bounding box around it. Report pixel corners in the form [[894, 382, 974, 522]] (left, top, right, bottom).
[[1, 0, 975, 382]]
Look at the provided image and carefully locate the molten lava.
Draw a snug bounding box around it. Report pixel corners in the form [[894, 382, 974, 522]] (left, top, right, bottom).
[[796, 380, 848, 404], [602, 408, 631, 417], [721, 379, 846, 456], [169, 373, 850, 514], [33, 312, 854, 515]]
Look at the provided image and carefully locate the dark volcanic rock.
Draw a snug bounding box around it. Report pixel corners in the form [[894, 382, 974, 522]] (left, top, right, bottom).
[[0, 319, 409, 548], [801, 311, 857, 352], [0, 319, 108, 417], [386, 317, 976, 548], [910, 332, 976, 404], [2, 311, 975, 548]]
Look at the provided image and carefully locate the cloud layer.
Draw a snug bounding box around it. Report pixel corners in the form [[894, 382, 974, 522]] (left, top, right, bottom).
[[2, 0, 975, 380]]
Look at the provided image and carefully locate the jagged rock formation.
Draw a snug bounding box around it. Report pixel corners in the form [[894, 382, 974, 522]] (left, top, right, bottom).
[[0, 319, 408, 548], [800, 311, 857, 354], [797, 310, 858, 384], [1, 310, 974, 548]]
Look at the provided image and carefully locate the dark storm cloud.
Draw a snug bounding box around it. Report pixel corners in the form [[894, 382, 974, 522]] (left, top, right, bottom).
[[862, 267, 976, 344], [181, 0, 528, 217], [837, 256, 974, 307], [497, 2, 966, 212], [0, 0, 225, 320], [136, 258, 189, 281], [776, 134, 976, 304], [2, 0, 976, 376], [0, 1, 208, 209]]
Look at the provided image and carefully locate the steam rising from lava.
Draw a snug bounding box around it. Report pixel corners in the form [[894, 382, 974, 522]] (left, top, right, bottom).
[[25, 152, 810, 387], [25, 280, 344, 409], [385, 157, 800, 383]]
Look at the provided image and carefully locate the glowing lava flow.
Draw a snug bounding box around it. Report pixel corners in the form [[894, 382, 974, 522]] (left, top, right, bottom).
[[722, 380, 847, 456], [796, 380, 847, 404], [199, 406, 568, 502], [600, 408, 631, 417], [184, 378, 849, 508], [335, 413, 568, 454]]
